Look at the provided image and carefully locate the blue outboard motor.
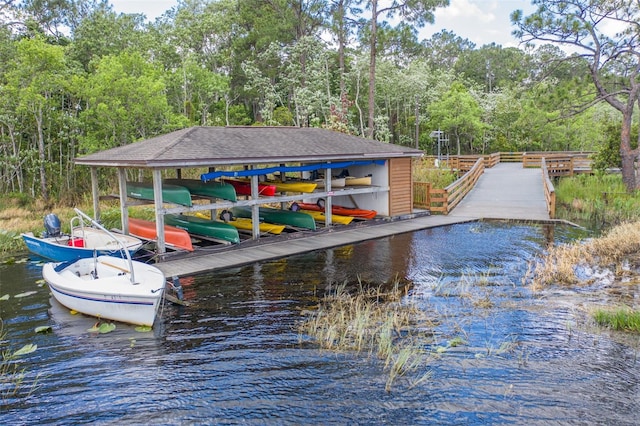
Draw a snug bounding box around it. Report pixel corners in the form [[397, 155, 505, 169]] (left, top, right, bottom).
[[43, 213, 61, 238]]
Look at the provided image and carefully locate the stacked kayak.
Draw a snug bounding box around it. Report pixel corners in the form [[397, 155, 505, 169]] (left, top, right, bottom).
[[165, 214, 240, 244], [127, 181, 192, 206], [223, 179, 277, 196], [293, 201, 377, 220], [296, 209, 354, 225], [218, 212, 286, 235], [231, 206, 316, 230], [164, 178, 237, 202], [128, 218, 194, 251]]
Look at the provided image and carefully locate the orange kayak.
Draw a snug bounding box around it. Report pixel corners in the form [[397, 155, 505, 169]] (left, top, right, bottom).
[[292, 201, 377, 220], [128, 218, 194, 252]]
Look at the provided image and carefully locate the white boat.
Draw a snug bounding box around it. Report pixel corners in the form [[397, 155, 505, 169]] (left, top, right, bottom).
[[42, 209, 166, 327]]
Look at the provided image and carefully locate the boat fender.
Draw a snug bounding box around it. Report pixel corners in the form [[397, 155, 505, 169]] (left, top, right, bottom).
[[317, 198, 326, 209], [172, 276, 183, 300], [220, 210, 234, 222], [290, 202, 300, 211]]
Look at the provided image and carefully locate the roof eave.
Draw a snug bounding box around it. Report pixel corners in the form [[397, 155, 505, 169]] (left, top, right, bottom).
[[74, 152, 422, 168]]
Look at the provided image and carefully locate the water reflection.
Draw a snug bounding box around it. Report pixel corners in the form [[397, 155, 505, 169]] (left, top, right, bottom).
[[3, 222, 640, 424]]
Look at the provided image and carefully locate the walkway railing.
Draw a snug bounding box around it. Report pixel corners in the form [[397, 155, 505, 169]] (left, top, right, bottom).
[[414, 151, 591, 215], [541, 158, 556, 218], [414, 158, 484, 214]]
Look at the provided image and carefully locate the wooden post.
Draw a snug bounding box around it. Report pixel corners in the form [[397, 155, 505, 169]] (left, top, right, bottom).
[[152, 169, 166, 254], [90, 167, 100, 222], [117, 168, 128, 233]]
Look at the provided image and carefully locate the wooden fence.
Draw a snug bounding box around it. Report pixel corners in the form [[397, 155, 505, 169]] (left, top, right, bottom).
[[541, 158, 556, 219], [414, 158, 484, 214]]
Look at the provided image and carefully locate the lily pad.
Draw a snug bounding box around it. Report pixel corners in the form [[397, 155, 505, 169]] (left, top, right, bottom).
[[87, 322, 116, 334], [13, 344, 37, 357], [134, 325, 153, 333], [36, 278, 46, 287], [35, 326, 52, 334], [0, 294, 9, 301]]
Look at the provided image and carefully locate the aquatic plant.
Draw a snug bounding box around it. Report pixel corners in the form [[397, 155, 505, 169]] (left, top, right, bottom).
[[593, 308, 640, 332], [556, 173, 640, 229], [529, 220, 640, 290], [0, 321, 39, 401], [298, 277, 437, 392]]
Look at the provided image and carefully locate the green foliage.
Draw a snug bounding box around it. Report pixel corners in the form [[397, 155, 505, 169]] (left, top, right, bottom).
[[593, 308, 640, 333], [556, 174, 640, 228]]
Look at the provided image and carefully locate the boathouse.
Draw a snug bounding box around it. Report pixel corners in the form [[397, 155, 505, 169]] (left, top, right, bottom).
[[74, 126, 423, 254]]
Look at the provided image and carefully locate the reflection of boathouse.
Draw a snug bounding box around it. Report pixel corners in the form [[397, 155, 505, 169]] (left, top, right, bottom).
[[74, 126, 423, 255]]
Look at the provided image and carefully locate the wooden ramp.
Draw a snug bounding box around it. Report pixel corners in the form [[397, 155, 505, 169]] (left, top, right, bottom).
[[449, 162, 550, 221], [155, 163, 551, 277]]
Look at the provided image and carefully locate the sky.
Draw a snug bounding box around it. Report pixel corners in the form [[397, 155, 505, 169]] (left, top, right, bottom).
[[109, 0, 536, 49]]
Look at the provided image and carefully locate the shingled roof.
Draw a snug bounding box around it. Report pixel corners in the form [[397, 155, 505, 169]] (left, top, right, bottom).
[[74, 126, 422, 168]]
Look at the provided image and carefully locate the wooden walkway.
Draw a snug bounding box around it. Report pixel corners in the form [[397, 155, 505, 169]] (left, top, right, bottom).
[[155, 162, 551, 277]]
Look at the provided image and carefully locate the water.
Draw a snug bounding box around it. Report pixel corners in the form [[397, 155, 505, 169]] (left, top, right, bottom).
[[2, 222, 640, 425]]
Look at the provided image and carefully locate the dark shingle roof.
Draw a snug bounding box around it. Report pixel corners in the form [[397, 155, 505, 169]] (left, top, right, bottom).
[[74, 126, 422, 168]]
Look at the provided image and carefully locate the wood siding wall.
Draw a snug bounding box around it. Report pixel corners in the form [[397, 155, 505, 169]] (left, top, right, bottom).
[[389, 157, 413, 216]]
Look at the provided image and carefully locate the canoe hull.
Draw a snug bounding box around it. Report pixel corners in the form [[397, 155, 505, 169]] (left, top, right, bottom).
[[345, 176, 372, 186], [165, 214, 240, 244], [294, 202, 377, 220], [223, 217, 285, 235], [126, 182, 193, 206], [163, 179, 237, 202], [128, 218, 194, 251], [299, 209, 354, 225], [232, 206, 316, 230], [314, 177, 346, 189], [43, 256, 166, 327]]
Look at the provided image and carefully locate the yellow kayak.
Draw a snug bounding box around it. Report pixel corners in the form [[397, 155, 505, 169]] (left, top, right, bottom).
[[198, 210, 286, 235], [225, 217, 286, 235], [236, 177, 317, 193], [300, 209, 354, 225]]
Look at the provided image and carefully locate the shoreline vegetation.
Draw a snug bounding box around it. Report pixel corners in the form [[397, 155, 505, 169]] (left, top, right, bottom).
[[3, 170, 640, 393]]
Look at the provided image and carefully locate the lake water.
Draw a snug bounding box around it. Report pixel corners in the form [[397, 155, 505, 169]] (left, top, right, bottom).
[[2, 221, 640, 424]]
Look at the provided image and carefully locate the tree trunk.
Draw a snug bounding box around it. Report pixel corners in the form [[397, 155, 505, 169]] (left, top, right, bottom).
[[367, 0, 377, 139], [35, 108, 48, 202], [619, 111, 638, 191]]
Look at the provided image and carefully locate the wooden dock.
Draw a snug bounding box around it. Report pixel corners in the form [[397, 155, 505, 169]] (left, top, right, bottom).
[[155, 162, 552, 277]]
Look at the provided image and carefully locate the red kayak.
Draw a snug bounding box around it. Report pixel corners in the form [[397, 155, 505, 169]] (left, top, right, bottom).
[[223, 179, 276, 196], [292, 201, 377, 220], [128, 218, 194, 252]]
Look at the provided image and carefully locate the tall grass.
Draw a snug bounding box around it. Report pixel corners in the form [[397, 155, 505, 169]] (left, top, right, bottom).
[[298, 277, 436, 392], [593, 308, 640, 332], [529, 220, 640, 290], [413, 158, 458, 188], [556, 173, 640, 229]]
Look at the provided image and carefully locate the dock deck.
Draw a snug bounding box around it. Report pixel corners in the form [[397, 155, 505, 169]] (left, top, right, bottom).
[[155, 162, 552, 277]]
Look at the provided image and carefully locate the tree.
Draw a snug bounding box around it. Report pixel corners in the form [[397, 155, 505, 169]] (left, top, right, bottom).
[[427, 81, 484, 155], [512, 0, 640, 192], [361, 0, 448, 139]]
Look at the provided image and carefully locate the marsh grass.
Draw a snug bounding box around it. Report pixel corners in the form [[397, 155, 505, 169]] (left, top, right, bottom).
[[593, 307, 640, 332], [298, 277, 437, 392], [412, 158, 458, 188], [529, 221, 640, 290], [556, 174, 640, 228]]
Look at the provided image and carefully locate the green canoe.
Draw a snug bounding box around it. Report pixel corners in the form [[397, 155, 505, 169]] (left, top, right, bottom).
[[164, 179, 237, 202], [231, 206, 316, 230], [126, 182, 193, 207], [165, 214, 240, 244]]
